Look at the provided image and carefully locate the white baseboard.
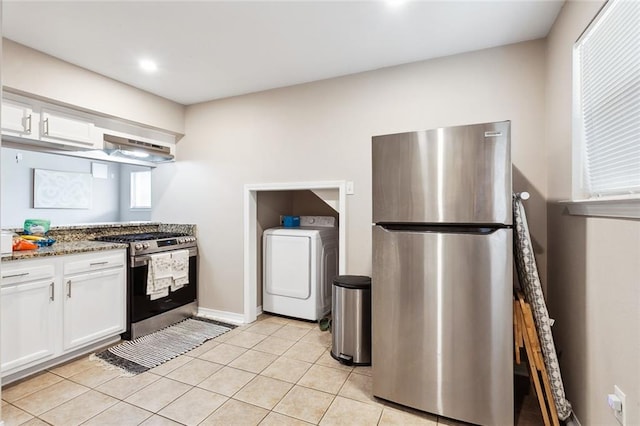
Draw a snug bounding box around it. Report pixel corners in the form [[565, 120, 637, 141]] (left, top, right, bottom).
[[197, 307, 246, 325], [256, 306, 263, 316]]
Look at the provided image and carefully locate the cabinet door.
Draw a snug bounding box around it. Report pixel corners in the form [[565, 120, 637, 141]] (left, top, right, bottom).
[[1, 280, 57, 373], [1, 99, 36, 138], [63, 268, 126, 351], [40, 108, 101, 149]]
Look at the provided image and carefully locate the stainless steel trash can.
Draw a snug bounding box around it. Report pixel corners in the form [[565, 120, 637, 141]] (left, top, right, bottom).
[[331, 275, 371, 366]]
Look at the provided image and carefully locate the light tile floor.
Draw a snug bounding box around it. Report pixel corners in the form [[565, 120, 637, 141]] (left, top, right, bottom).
[[2, 314, 543, 425]]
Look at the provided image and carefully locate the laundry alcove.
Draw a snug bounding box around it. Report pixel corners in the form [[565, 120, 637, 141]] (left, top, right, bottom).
[[243, 181, 347, 323]]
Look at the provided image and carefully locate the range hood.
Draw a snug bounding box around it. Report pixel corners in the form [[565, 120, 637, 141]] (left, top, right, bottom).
[[103, 134, 174, 163]]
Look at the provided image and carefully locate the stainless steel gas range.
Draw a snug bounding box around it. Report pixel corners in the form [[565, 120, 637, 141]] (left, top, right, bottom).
[[95, 232, 198, 340]]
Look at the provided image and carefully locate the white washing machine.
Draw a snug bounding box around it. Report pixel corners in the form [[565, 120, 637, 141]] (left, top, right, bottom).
[[263, 216, 338, 321]]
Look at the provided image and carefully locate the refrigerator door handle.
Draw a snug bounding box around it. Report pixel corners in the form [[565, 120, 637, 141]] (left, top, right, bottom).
[[377, 224, 510, 235]]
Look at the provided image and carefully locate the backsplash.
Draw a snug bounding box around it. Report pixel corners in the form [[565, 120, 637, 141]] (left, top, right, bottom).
[[1, 147, 152, 228], [4, 222, 196, 242]]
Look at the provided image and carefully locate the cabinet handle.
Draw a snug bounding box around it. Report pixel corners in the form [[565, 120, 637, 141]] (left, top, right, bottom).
[[43, 118, 50, 135], [25, 114, 32, 134], [66, 280, 71, 298], [90, 262, 108, 266], [50, 282, 55, 301], [2, 272, 29, 279]]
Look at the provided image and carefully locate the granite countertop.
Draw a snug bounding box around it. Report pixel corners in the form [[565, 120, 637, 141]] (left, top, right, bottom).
[[1, 240, 128, 262], [2, 222, 163, 234], [0, 222, 196, 262]]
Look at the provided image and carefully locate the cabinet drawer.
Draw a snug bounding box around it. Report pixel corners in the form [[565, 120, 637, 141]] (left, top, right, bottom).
[[64, 252, 125, 276], [1, 264, 55, 286]]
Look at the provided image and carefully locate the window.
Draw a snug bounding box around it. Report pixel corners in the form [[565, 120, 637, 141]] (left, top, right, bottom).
[[130, 170, 151, 209], [573, 0, 640, 201]]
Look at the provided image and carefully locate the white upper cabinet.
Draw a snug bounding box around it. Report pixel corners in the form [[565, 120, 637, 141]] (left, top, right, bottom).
[[40, 108, 101, 149], [1, 98, 36, 138], [1, 93, 102, 150], [1, 91, 179, 165]]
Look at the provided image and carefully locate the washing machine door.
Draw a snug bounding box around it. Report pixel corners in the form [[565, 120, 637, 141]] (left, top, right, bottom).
[[264, 234, 311, 299]]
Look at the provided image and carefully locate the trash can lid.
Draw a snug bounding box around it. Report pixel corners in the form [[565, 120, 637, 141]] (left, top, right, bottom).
[[333, 275, 371, 290]]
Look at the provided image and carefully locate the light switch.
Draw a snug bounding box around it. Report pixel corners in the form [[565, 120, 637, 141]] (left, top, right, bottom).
[[346, 181, 355, 195]]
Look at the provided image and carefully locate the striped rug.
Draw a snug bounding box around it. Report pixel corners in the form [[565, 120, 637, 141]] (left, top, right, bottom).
[[95, 317, 235, 374]]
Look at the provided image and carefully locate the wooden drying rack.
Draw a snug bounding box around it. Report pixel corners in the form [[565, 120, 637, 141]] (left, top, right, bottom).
[[513, 291, 559, 426]]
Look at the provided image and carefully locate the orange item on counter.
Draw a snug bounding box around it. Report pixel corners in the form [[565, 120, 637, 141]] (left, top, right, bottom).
[[12, 238, 38, 251]]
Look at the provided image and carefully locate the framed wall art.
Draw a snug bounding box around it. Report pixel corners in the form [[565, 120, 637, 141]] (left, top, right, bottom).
[[33, 169, 92, 209]]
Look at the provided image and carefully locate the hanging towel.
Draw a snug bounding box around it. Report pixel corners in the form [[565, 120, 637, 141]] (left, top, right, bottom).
[[147, 253, 173, 300], [171, 249, 190, 291]]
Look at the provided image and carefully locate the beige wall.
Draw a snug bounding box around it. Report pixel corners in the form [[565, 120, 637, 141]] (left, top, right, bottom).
[[153, 39, 549, 314], [545, 1, 640, 424], [2, 39, 185, 135]]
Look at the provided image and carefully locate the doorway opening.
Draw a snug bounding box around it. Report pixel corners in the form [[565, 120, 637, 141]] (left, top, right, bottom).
[[243, 181, 346, 323]]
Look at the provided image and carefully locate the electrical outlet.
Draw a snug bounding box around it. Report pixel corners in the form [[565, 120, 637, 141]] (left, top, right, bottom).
[[610, 385, 626, 425]]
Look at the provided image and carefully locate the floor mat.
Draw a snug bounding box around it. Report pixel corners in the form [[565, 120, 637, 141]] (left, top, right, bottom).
[[94, 317, 236, 374]]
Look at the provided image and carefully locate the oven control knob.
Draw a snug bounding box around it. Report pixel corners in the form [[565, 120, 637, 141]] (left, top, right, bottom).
[[134, 243, 143, 250], [143, 243, 150, 249], [178, 237, 185, 243]]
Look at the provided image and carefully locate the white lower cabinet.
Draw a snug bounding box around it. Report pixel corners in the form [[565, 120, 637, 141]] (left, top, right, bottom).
[[0, 249, 126, 378], [1, 277, 58, 373], [63, 267, 125, 351]]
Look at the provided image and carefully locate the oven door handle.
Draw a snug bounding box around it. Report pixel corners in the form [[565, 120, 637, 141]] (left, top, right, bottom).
[[131, 247, 198, 268]]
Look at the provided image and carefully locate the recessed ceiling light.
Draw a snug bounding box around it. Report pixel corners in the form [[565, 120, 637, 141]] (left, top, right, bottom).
[[139, 59, 158, 73]]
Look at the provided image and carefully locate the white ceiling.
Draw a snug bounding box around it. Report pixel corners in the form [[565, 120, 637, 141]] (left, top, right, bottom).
[[2, 1, 564, 106]]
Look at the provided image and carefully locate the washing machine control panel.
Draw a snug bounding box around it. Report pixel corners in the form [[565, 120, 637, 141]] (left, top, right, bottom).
[[299, 216, 336, 227]]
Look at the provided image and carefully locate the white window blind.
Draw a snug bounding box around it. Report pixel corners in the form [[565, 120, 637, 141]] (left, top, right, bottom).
[[574, 0, 640, 199], [130, 170, 151, 209]]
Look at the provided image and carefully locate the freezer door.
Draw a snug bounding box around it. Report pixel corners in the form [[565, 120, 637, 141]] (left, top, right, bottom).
[[372, 121, 511, 225], [372, 225, 513, 426]]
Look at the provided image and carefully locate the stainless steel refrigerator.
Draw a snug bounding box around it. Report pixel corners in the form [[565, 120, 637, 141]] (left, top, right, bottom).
[[372, 121, 513, 426]]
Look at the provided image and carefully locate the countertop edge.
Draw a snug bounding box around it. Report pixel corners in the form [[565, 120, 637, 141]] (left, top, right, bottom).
[[1, 241, 128, 262]]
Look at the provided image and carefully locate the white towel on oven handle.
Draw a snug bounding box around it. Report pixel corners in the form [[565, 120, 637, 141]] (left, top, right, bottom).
[[147, 253, 173, 300], [171, 249, 190, 291]]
